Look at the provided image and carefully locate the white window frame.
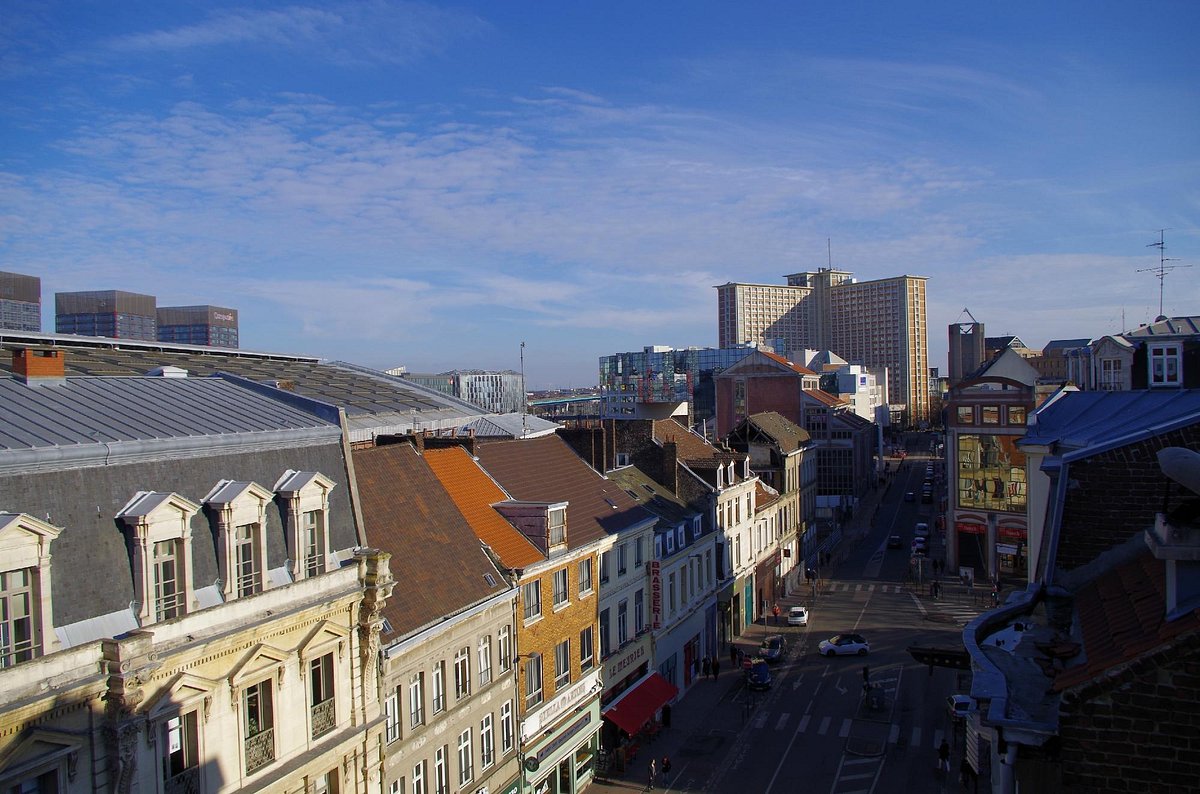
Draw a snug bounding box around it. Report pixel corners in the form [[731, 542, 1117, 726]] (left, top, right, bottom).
[[308, 652, 337, 741], [385, 689, 401, 743], [617, 600, 628, 644], [432, 661, 447, 714], [524, 654, 543, 709], [0, 512, 62, 665], [480, 714, 495, 770], [580, 626, 594, 672], [554, 639, 571, 689], [548, 506, 566, 546], [412, 760, 427, 794], [577, 559, 593, 595], [1149, 343, 1182, 387], [552, 568, 569, 608], [498, 626, 512, 672], [617, 543, 627, 576], [477, 636, 492, 687], [274, 470, 336, 580], [522, 580, 541, 623], [457, 728, 473, 787], [202, 480, 272, 601], [434, 746, 448, 794], [454, 646, 471, 700], [242, 677, 276, 775], [117, 492, 200, 625], [500, 701, 514, 753], [409, 673, 425, 729]]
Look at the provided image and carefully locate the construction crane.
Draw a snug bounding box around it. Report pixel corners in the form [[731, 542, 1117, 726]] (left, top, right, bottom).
[[1139, 230, 1193, 318]]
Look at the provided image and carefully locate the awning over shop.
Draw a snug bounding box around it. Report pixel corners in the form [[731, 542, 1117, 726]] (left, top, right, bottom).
[[601, 672, 678, 735]]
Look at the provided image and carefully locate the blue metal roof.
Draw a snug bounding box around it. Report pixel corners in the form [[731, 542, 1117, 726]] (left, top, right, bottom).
[[1021, 389, 1200, 459]]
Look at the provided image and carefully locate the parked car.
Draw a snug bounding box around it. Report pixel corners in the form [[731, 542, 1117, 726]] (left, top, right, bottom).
[[817, 633, 870, 657], [947, 694, 977, 720], [760, 634, 787, 663], [911, 538, 928, 556], [745, 658, 773, 690], [887, 534, 903, 549], [914, 523, 930, 538], [904, 491, 915, 502], [787, 605, 810, 626]]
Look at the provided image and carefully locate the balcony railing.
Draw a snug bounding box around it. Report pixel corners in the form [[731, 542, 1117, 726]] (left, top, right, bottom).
[[244, 728, 275, 774], [311, 698, 336, 740], [164, 767, 200, 794]]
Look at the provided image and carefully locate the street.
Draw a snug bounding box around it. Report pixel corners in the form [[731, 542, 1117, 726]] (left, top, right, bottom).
[[593, 435, 988, 794]]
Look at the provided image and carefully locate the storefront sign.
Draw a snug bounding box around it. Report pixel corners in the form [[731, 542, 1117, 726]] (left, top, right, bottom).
[[535, 712, 593, 764], [998, 526, 1027, 540], [605, 635, 649, 684], [649, 560, 662, 629], [522, 669, 601, 741], [956, 522, 987, 535], [996, 544, 1018, 555]]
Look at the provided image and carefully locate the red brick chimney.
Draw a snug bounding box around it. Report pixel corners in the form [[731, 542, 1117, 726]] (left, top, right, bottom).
[[11, 347, 67, 386]]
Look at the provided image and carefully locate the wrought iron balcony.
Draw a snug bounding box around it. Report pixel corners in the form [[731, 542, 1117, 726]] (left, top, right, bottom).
[[164, 767, 200, 794], [311, 697, 336, 739], [244, 727, 275, 774]]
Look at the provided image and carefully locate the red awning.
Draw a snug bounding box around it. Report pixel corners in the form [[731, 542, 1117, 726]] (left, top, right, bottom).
[[602, 672, 679, 735]]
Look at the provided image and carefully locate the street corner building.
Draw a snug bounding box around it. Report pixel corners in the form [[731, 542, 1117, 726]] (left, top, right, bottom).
[[0, 346, 394, 793]]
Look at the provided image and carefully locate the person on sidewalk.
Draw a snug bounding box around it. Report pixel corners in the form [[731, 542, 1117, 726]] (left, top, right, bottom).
[[730, 645, 737, 668], [772, 603, 781, 624], [937, 738, 951, 772], [647, 758, 656, 791], [661, 755, 672, 785], [702, 656, 710, 677], [711, 658, 720, 679]]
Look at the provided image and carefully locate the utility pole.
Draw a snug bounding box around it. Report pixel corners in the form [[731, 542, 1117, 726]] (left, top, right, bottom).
[[520, 342, 527, 439]]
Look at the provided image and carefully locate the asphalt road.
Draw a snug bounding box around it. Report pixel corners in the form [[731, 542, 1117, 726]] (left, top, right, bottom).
[[591, 433, 985, 794]]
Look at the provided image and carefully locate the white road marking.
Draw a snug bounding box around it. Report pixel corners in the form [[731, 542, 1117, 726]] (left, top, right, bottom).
[[818, 716, 832, 735]]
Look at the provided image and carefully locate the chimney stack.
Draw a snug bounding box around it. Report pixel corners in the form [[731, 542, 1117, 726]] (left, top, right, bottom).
[[10, 347, 67, 386]]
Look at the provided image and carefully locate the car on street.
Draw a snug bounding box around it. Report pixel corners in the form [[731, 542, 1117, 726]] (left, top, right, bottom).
[[787, 605, 809, 626], [947, 694, 977, 720], [817, 633, 870, 657], [745, 658, 772, 690], [911, 538, 927, 556], [914, 523, 930, 538], [759, 634, 787, 663], [887, 534, 903, 549], [904, 491, 915, 502]]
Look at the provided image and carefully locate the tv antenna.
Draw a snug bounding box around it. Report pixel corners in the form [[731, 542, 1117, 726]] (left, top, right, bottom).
[[1139, 229, 1192, 318]]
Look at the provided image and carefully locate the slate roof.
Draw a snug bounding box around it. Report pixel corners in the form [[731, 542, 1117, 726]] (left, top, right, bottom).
[[424, 446, 544, 570], [740, 412, 810, 451], [652, 418, 723, 462], [1123, 316, 1200, 337], [353, 443, 510, 639], [453, 412, 561, 439], [1054, 549, 1200, 691], [761, 351, 817, 375], [1042, 339, 1091, 353], [0, 332, 487, 440], [1019, 390, 1200, 458], [474, 435, 656, 547], [606, 466, 697, 529]]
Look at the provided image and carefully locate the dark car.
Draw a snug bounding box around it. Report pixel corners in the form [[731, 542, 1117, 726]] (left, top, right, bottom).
[[904, 491, 915, 502], [760, 634, 787, 663], [745, 658, 772, 690], [887, 534, 903, 549]]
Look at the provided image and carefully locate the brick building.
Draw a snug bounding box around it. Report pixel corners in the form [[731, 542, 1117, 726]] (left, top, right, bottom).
[[960, 388, 1200, 792]]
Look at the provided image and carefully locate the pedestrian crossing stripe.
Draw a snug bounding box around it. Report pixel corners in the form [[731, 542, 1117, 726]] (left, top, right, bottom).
[[756, 712, 955, 750]]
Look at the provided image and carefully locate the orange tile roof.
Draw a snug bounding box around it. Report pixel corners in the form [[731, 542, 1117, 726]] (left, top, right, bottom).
[[1054, 550, 1200, 691], [652, 418, 722, 461], [424, 446, 544, 570], [802, 388, 847, 407]]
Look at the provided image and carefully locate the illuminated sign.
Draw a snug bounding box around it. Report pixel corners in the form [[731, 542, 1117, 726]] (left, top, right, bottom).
[[649, 561, 662, 629]]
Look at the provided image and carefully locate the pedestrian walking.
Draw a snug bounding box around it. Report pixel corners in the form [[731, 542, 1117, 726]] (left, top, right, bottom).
[[702, 656, 710, 677], [647, 758, 656, 791], [730, 645, 737, 667], [772, 603, 781, 624], [661, 755, 672, 784], [711, 658, 720, 679], [937, 738, 950, 772], [959, 756, 971, 786]]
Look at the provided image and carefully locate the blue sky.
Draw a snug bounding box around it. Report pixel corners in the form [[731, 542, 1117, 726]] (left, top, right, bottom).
[[2, 1, 1197, 389]]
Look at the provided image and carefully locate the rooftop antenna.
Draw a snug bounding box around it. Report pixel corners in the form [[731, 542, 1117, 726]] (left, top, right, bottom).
[[827, 238, 832, 268], [520, 341, 527, 439], [1139, 229, 1193, 318]]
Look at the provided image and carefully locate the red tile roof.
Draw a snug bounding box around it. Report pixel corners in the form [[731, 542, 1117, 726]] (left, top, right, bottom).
[[802, 388, 848, 407], [474, 435, 655, 547], [1054, 550, 1200, 691], [424, 446, 544, 570], [353, 443, 509, 638]]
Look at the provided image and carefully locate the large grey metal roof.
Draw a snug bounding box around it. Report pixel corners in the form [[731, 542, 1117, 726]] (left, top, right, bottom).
[[0, 331, 489, 440], [0, 375, 341, 473], [1020, 389, 1200, 459]]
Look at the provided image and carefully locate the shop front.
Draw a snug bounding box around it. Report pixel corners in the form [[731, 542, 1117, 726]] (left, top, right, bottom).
[[996, 522, 1028, 582], [598, 671, 679, 777], [654, 601, 710, 690], [520, 670, 603, 794]]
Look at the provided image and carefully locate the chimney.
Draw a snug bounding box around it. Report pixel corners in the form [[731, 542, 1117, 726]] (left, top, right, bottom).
[[11, 347, 67, 386], [1147, 447, 1200, 619]]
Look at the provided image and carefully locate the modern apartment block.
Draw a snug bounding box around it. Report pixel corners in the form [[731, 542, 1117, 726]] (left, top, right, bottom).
[[403, 370, 526, 414], [157, 304, 240, 348], [0, 271, 41, 331], [598, 345, 759, 426], [55, 289, 157, 340], [715, 269, 929, 426]]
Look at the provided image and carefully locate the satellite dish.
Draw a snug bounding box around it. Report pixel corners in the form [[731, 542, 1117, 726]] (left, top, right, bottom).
[[1159, 447, 1200, 496]]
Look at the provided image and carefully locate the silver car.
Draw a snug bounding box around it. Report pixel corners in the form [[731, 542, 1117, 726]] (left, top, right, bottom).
[[818, 633, 870, 657]]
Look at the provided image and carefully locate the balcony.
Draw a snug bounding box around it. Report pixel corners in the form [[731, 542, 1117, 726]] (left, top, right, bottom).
[[244, 727, 275, 774], [311, 697, 336, 740], [164, 768, 200, 794]]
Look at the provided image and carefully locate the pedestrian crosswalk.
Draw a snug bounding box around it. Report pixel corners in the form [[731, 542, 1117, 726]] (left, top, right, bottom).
[[752, 708, 950, 751], [819, 580, 985, 625], [823, 582, 909, 594]]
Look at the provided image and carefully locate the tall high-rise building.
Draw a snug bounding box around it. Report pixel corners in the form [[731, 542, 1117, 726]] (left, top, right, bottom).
[[0, 271, 41, 331], [716, 268, 929, 425], [157, 304, 239, 348], [55, 289, 157, 340]]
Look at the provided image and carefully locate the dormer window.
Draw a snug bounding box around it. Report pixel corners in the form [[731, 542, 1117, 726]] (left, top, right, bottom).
[[117, 492, 200, 625], [274, 471, 336, 580], [0, 512, 63, 667], [548, 507, 566, 546], [204, 480, 274, 600]]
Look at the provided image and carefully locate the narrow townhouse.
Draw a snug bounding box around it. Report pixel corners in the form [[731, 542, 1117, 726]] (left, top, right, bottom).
[[353, 439, 521, 794]]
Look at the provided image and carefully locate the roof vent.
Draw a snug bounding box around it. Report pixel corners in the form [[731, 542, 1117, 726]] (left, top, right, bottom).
[[145, 365, 189, 378]]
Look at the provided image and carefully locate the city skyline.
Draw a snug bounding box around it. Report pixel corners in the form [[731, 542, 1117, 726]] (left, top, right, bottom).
[[2, 2, 1197, 389]]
